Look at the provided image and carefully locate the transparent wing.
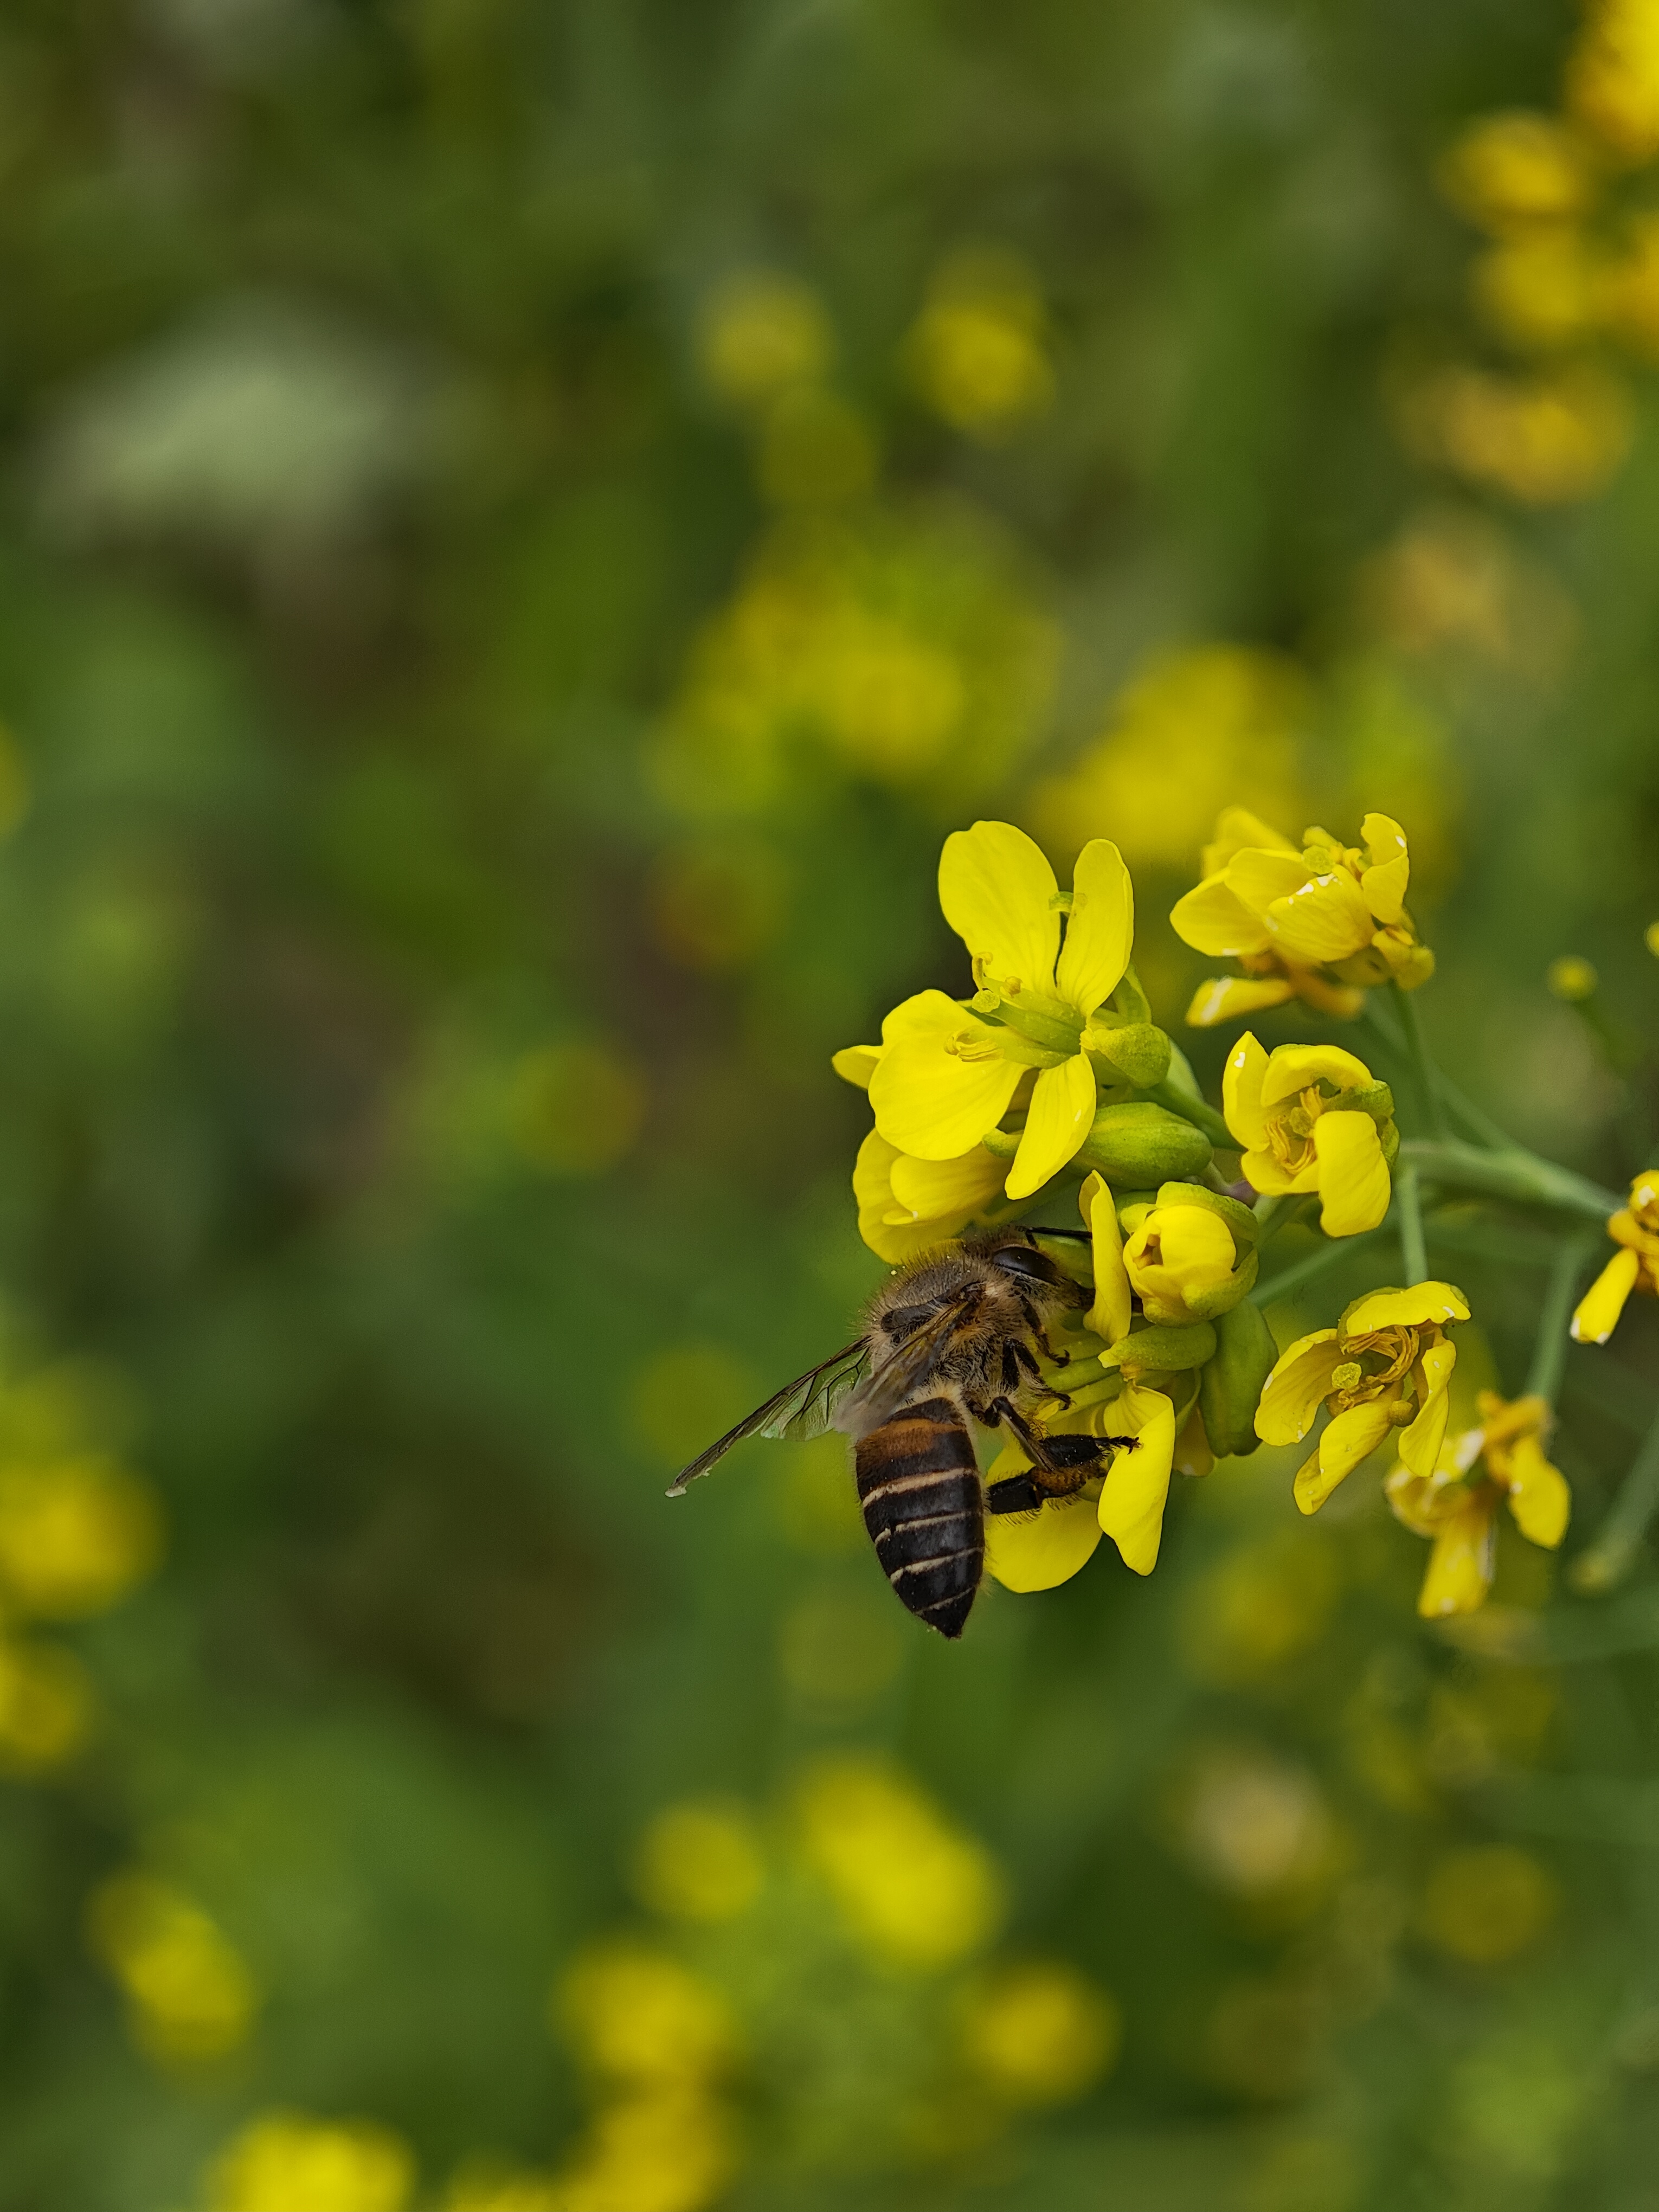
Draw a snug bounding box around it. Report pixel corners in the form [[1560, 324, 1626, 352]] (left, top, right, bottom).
[[840, 1297, 976, 1435], [667, 1340, 869, 1495]]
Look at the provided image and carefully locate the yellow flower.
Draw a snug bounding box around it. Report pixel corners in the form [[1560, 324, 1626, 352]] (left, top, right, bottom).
[[1172, 808, 1433, 1026], [1255, 1282, 1470, 1514], [1222, 1036, 1396, 1236], [833, 1051, 1010, 1260], [855, 821, 1144, 1203], [1385, 1390, 1570, 1618], [1571, 1170, 1659, 1343]]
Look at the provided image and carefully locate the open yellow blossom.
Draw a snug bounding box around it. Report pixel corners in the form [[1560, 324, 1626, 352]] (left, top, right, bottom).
[[1223, 1036, 1396, 1236], [1571, 1170, 1659, 1344], [1386, 1391, 1570, 1617], [1256, 1283, 1470, 1514], [852, 821, 1147, 1203], [1173, 808, 1433, 1026]]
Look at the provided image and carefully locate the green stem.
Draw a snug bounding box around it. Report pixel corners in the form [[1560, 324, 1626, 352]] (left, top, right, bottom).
[[1570, 1403, 1659, 1594], [1145, 1079, 1230, 1148], [1399, 1139, 1619, 1223], [1397, 1161, 1428, 1287], [1391, 980, 1448, 1140], [1525, 1234, 1594, 1406], [1254, 1226, 1389, 1308]]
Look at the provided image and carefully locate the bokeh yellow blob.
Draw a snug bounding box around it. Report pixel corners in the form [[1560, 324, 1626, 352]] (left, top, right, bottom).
[[1419, 1844, 1558, 1964], [206, 2111, 415, 2212], [793, 1756, 1003, 1968], [634, 1798, 766, 1924], [698, 272, 833, 405], [87, 1870, 260, 2063], [958, 1959, 1121, 2105], [557, 1942, 735, 2085], [0, 1455, 160, 1617]]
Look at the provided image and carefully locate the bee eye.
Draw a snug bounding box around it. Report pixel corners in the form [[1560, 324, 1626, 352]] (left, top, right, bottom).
[[883, 1304, 935, 1340], [989, 1246, 1062, 1286]]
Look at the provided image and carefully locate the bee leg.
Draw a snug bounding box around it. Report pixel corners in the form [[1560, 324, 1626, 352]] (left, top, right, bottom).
[[1010, 1338, 1064, 1402], [984, 1397, 1105, 1497]]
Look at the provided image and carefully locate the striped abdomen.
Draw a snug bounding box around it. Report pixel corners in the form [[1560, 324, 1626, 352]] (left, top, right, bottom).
[[855, 1398, 983, 1639]]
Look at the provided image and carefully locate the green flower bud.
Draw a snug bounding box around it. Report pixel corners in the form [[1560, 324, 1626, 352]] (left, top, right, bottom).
[[1197, 1297, 1277, 1459], [1085, 1021, 1173, 1090], [1072, 1101, 1211, 1186], [1101, 1317, 1218, 1373]]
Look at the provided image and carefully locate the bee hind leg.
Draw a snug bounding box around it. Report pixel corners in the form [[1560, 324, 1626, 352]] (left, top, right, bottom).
[[982, 1396, 1105, 1497]]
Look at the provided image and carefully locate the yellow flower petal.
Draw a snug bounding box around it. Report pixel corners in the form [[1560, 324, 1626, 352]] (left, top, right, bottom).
[[938, 821, 1059, 998], [1006, 1054, 1096, 1200], [1360, 814, 1410, 927], [888, 1145, 1006, 1219], [1255, 1329, 1343, 1445], [1417, 1496, 1496, 1618], [1341, 1282, 1470, 1334], [1399, 1340, 1458, 1478], [1169, 876, 1273, 959], [1571, 1246, 1642, 1343], [832, 1044, 883, 1089], [870, 992, 1025, 1160], [856, 1131, 965, 1262], [1082, 1172, 1132, 1346], [1201, 806, 1299, 876], [1224, 847, 1311, 919], [1260, 1043, 1374, 1108], [1295, 1398, 1396, 1512], [983, 1490, 1103, 1592], [1505, 1432, 1571, 1549], [1096, 1384, 1177, 1574], [1311, 1110, 1391, 1236], [1240, 1147, 1316, 1197], [1222, 1031, 1270, 1150], [1184, 974, 1296, 1027], [1054, 839, 1132, 1018], [1263, 870, 1374, 964]]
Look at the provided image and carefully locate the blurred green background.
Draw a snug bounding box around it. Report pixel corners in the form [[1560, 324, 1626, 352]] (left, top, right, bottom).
[[2, 2, 1659, 2208]]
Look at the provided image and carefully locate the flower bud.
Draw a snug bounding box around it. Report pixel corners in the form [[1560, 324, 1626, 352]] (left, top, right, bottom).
[[1198, 1297, 1277, 1458], [1101, 1319, 1218, 1374], [1120, 1185, 1260, 1325], [1071, 1102, 1211, 1185], [1083, 1021, 1172, 1090]]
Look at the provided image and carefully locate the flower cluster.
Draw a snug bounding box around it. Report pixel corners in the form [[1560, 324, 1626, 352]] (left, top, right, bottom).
[[816, 799, 1655, 1626], [1172, 806, 1433, 1028]]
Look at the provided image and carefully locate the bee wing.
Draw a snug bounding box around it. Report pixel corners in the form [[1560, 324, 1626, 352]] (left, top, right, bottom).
[[666, 1340, 870, 1496], [838, 1297, 975, 1436]]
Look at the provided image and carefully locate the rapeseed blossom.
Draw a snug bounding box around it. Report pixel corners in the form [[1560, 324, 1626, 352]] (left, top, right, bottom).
[[1571, 1169, 1659, 1343], [1256, 1284, 1470, 1513], [1173, 808, 1432, 1026], [1223, 1037, 1397, 1236], [1386, 1391, 1570, 1617], [846, 820, 1156, 1203]]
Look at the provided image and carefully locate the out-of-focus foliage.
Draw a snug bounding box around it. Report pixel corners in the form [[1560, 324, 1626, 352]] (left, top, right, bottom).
[[0, 2, 1655, 2209]]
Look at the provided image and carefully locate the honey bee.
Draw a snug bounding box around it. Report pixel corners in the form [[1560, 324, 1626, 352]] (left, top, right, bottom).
[[668, 1229, 1134, 1639]]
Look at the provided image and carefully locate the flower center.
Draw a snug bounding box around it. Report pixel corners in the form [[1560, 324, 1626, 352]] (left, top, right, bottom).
[[1327, 1323, 1422, 1411], [944, 1026, 1005, 1064], [1265, 1085, 1329, 1174]]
